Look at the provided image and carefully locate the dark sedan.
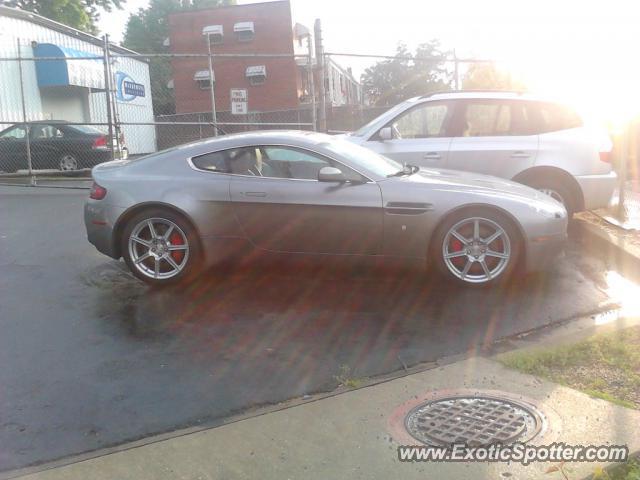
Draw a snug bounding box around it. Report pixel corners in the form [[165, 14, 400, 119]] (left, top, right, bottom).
[[0, 122, 127, 173]]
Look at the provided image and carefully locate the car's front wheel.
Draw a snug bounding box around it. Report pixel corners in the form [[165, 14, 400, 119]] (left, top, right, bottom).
[[431, 209, 521, 287], [121, 209, 201, 286]]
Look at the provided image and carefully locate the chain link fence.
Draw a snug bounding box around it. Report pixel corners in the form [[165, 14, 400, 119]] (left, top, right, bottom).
[[2, 34, 638, 200], [0, 31, 490, 185]]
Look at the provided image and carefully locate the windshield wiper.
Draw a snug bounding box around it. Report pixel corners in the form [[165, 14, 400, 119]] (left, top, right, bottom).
[[387, 164, 420, 177]]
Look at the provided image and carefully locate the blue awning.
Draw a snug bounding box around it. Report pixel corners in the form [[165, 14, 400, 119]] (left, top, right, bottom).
[[34, 43, 105, 90]]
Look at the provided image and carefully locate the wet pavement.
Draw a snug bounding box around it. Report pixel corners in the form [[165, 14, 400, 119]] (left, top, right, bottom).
[[0, 186, 614, 473]]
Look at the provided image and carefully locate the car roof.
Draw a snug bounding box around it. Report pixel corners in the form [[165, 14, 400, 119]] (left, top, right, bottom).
[[411, 90, 562, 103], [172, 130, 335, 155]]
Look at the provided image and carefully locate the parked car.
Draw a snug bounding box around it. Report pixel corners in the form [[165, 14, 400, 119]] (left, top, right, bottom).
[[344, 91, 616, 216], [0, 121, 127, 173], [84, 131, 567, 287]]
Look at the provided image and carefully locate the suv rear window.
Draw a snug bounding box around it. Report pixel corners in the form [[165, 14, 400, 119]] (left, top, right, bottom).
[[530, 102, 583, 133]]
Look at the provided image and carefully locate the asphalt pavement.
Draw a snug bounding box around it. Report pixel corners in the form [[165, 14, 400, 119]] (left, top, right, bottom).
[[0, 185, 614, 473]]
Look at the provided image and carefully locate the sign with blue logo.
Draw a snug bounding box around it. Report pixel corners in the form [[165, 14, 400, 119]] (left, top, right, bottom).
[[115, 71, 145, 102]]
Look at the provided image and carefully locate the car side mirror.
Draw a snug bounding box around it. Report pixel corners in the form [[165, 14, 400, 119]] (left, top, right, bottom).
[[379, 126, 394, 141], [318, 166, 346, 182]]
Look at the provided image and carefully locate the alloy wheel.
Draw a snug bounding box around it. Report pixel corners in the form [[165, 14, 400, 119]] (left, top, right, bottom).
[[59, 155, 78, 171], [127, 218, 190, 280], [442, 217, 511, 284]]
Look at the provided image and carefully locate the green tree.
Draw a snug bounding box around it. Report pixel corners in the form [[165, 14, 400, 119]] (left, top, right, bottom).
[[1, 0, 124, 34], [462, 62, 527, 91], [122, 0, 235, 115], [361, 41, 452, 107]]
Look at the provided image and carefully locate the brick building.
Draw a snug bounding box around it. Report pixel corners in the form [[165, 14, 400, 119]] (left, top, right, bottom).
[[167, 0, 301, 115]]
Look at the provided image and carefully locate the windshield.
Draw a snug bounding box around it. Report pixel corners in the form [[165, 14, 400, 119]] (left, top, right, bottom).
[[351, 101, 414, 137], [322, 138, 402, 177]]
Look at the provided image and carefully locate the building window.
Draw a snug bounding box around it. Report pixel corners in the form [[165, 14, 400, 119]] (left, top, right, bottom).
[[202, 25, 223, 45], [234, 21, 255, 42], [194, 70, 214, 90], [246, 65, 266, 86]]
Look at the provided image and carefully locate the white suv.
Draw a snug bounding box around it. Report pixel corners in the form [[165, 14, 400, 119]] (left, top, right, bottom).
[[345, 91, 616, 216]]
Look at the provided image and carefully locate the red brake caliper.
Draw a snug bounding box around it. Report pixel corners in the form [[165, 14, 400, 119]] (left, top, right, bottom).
[[450, 238, 465, 267], [169, 232, 185, 263]]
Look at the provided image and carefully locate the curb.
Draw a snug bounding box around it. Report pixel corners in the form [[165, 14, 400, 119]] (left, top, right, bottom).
[[574, 217, 640, 280]]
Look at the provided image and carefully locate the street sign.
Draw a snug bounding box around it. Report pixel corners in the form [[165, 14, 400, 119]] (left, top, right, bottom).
[[231, 89, 248, 115]]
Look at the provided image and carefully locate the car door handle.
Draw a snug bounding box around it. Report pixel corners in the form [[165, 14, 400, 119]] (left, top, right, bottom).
[[243, 191, 267, 197], [423, 152, 441, 160], [511, 151, 530, 158]]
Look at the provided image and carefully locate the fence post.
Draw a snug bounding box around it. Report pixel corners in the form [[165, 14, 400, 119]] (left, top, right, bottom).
[[16, 39, 34, 183], [314, 19, 327, 132], [102, 35, 115, 161]]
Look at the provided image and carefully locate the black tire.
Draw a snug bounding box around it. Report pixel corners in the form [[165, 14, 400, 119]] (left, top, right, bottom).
[[58, 153, 79, 171], [120, 208, 202, 286], [430, 207, 522, 288], [520, 177, 576, 218]]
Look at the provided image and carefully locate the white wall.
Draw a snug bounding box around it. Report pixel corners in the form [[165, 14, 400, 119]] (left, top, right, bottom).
[[0, 13, 156, 154]]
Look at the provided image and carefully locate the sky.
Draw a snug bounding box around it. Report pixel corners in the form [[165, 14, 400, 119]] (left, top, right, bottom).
[[100, 0, 640, 123]]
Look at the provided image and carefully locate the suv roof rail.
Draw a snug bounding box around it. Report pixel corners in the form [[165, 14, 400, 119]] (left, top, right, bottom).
[[419, 89, 528, 99]]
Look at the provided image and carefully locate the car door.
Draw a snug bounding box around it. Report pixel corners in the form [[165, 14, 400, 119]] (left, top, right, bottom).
[[29, 124, 64, 169], [0, 124, 28, 172], [446, 99, 538, 179], [363, 100, 455, 168], [229, 145, 384, 255]]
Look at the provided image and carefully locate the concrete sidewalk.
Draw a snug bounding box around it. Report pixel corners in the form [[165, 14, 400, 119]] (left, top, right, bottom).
[[12, 356, 640, 480]]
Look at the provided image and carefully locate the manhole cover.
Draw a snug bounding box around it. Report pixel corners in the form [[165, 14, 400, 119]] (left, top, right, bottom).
[[405, 394, 544, 446]]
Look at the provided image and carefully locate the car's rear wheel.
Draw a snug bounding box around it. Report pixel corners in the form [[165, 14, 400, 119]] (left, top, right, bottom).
[[59, 154, 78, 171], [121, 209, 201, 286], [431, 209, 521, 287]]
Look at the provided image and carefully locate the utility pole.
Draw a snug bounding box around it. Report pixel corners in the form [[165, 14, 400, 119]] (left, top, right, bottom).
[[307, 34, 317, 131], [314, 19, 327, 132], [453, 49, 460, 90], [205, 33, 218, 136]]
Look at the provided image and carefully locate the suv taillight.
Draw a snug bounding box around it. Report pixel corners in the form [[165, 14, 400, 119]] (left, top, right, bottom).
[[598, 132, 613, 163], [89, 182, 107, 200], [599, 151, 612, 163], [92, 136, 108, 149]]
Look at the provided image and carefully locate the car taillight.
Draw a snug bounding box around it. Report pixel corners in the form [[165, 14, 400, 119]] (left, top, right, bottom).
[[92, 136, 107, 149], [89, 182, 107, 200], [599, 151, 612, 163]]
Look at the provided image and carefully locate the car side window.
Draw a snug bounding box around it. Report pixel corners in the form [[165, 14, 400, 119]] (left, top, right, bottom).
[[0, 125, 27, 139], [191, 150, 229, 172], [192, 146, 365, 182], [391, 102, 452, 139], [461, 102, 511, 137], [261, 146, 365, 182], [31, 125, 64, 139], [529, 102, 583, 133]]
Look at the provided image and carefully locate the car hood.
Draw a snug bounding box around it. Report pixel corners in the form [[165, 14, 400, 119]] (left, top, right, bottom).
[[392, 167, 557, 204]]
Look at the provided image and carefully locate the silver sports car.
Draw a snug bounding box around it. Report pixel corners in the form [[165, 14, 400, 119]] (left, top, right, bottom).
[[84, 131, 567, 287]]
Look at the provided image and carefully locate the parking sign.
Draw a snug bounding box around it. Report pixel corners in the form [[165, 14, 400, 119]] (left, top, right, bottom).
[[230, 89, 248, 115]]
